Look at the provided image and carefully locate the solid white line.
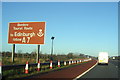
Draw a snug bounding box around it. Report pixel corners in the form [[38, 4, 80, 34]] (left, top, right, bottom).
[[73, 61, 98, 80]]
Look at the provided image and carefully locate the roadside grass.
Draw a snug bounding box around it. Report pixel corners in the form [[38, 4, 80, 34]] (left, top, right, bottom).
[[2, 57, 46, 65]]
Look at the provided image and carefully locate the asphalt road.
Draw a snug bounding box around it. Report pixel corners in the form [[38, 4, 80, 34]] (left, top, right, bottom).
[[78, 60, 119, 79]]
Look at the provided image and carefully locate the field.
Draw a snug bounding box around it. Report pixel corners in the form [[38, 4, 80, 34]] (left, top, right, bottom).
[[2, 57, 42, 65]]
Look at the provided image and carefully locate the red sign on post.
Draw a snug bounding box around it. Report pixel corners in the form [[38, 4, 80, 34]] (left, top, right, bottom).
[[8, 22, 45, 44]]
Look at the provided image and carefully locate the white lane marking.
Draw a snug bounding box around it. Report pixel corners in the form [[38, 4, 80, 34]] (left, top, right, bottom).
[[73, 61, 98, 80]]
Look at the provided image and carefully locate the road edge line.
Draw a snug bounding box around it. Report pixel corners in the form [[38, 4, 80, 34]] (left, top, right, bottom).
[[73, 61, 98, 80]]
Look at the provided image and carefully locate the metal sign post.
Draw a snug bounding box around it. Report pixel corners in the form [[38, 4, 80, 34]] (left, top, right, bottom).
[[8, 22, 45, 63], [12, 44, 15, 62], [36, 45, 40, 63]]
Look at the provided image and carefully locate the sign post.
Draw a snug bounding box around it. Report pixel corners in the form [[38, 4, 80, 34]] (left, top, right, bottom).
[[8, 22, 45, 63], [36, 45, 40, 63], [12, 44, 15, 62]]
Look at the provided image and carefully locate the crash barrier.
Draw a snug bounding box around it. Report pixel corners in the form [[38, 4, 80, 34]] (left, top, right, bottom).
[[3, 58, 92, 71], [2, 58, 92, 75]]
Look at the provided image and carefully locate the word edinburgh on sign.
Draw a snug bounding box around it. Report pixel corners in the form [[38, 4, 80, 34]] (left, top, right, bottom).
[[8, 22, 45, 44]]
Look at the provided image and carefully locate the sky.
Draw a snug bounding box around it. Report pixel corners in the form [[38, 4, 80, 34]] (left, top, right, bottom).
[[1, 0, 120, 2], [0, 2, 2, 53], [1, 2, 118, 57]]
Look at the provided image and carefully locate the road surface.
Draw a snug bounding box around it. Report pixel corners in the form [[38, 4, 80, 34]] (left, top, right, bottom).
[[78, 60, 119, 80]]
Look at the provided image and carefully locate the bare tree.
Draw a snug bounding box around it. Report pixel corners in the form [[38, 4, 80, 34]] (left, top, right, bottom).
[[67, 53, 74, 59], [17, 50, 22, 57]]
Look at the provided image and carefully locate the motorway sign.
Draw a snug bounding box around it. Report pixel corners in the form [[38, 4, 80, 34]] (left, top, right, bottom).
[[8, 22, 45, 44]]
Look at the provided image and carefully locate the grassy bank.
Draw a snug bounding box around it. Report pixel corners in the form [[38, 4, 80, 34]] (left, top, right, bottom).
[[2, 57, 46, 65]]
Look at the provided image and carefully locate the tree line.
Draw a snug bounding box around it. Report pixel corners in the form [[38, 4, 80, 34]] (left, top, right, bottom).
[[1, 51, 91, 61]]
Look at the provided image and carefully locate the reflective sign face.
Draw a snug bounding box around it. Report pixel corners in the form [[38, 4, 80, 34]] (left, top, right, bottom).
[[8, 22, 45, 44]]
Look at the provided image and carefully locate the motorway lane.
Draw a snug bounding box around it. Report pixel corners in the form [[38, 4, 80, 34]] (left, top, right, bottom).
[[110, 60, 120, 79], [79, 60, 119, 79], [110, 60, 118, 65]]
